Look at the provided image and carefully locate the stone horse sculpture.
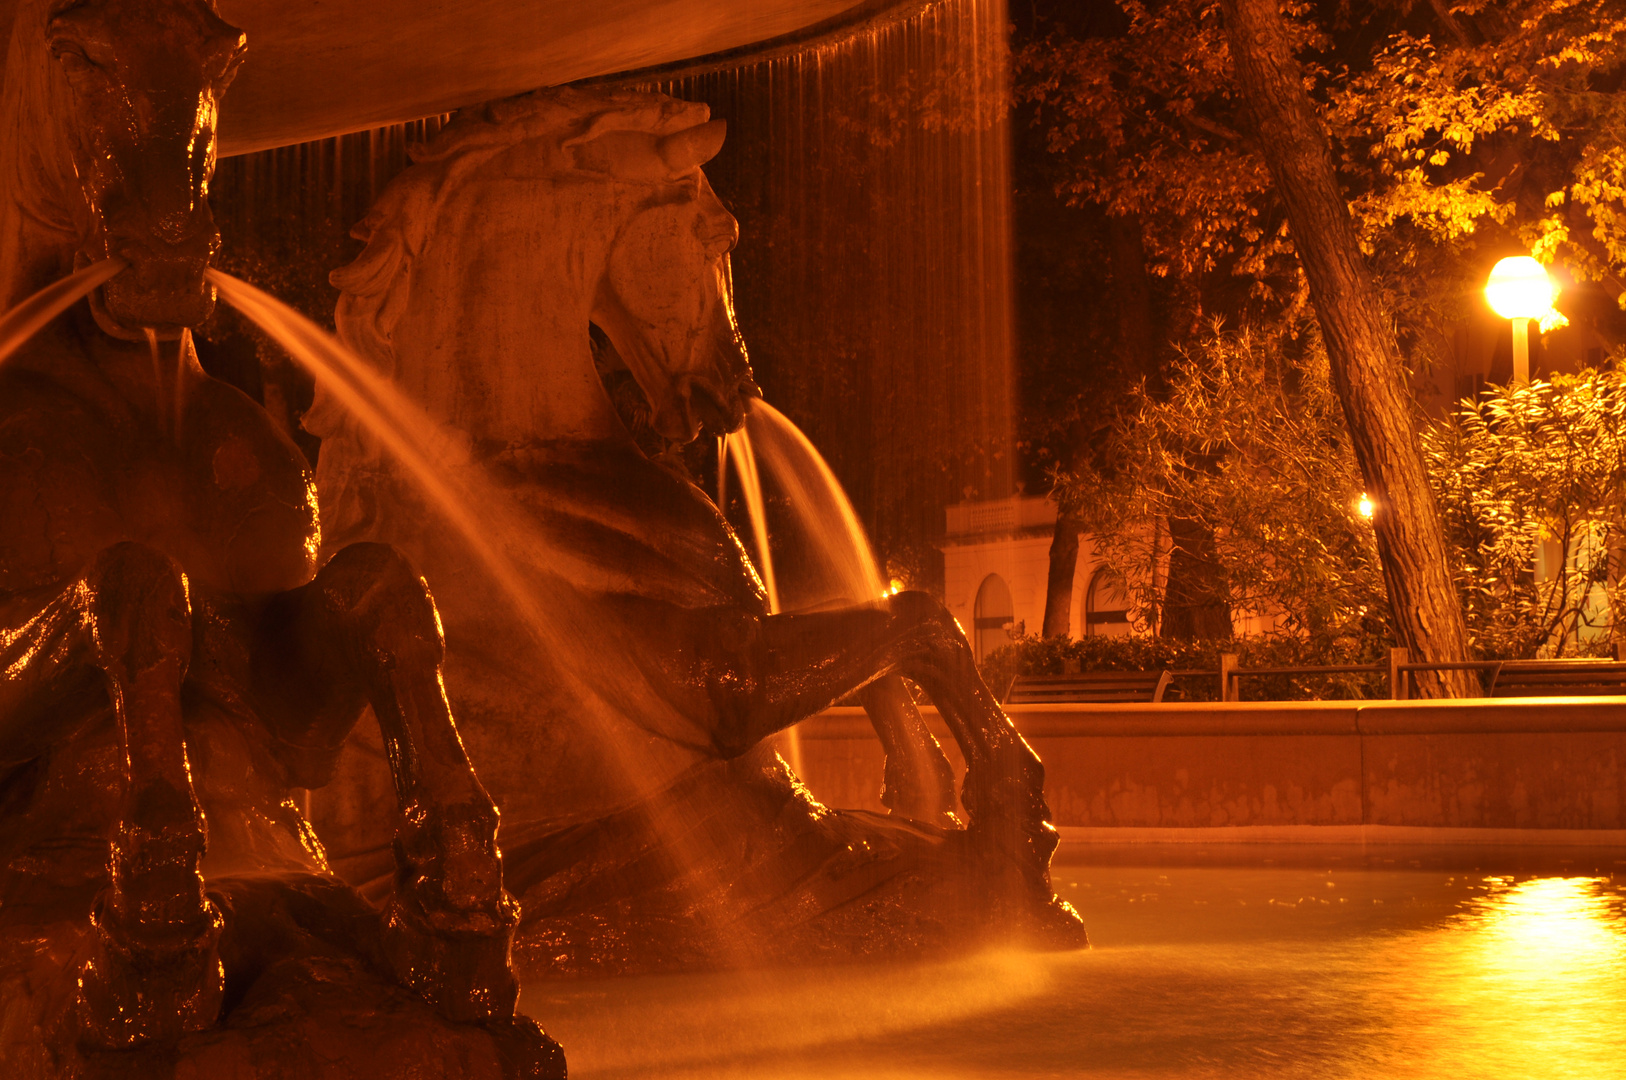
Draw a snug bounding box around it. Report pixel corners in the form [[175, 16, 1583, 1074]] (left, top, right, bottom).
[[310, 86, 1086, 974], [0, 2, 559, 1075]]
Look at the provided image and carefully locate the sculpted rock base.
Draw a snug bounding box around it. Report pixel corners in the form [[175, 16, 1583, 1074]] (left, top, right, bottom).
[[503, 750, 1087, 978]]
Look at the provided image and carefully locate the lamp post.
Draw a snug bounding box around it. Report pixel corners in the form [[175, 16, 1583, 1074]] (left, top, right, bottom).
[[1484, 256, 1558, 385], [1485, 256, 1562, 585]]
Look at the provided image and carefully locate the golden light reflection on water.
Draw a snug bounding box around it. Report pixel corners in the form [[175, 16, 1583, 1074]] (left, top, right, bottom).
[[528, 866, 1626, 1079], [1460, 875, 1625, 964], [1388, 876, 1626, 1079]]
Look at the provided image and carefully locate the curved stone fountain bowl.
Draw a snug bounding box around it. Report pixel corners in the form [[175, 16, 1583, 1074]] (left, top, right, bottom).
[[1, 0, 920, 155]]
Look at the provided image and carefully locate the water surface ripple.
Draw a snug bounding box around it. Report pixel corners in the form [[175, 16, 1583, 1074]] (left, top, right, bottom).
[[522, 844, 1626, 1079]]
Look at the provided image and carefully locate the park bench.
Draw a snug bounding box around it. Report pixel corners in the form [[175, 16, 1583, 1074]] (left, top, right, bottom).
[[1487, 659, 1626, 697], [1003, 670, 1174, 705]]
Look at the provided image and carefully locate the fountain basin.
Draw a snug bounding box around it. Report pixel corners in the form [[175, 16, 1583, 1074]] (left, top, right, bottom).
[[0, 0, 921, 156]]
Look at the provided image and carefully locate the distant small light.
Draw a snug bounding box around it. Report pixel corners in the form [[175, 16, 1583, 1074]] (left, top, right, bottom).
[[1358, 493, 1375, 520], [886, 578, 905, 596]]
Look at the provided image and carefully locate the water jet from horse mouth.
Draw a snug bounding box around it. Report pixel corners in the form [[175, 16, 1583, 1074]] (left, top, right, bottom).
[[724, 397, 959, 818], [205, 266, 767, 968], [206, 269, 606, 704], [0, 259, 126, 367]]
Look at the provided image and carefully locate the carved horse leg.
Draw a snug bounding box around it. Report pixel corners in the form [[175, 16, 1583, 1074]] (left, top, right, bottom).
[[786, 600, 956, 825], [0, 542, 223, 1048], [857, 675, 959, 826], [251, 542, 518, 1023], [698, 590, 1058, 877]]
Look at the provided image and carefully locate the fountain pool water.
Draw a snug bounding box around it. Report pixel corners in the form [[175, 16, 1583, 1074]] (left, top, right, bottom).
[[523, 843, 1626, 1079]]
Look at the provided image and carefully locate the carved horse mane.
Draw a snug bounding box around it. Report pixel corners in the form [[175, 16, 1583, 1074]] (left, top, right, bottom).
[[323, 85, 714, 380], [1, 0, 96, 301], [310, 85, 744, 548]]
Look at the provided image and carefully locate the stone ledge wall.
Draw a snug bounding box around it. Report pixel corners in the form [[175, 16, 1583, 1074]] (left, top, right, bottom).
[[794, 700, 1626, 831]]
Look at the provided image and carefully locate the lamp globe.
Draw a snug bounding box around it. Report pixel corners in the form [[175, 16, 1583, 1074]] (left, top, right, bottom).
[[1485, 256, 1557, 320]]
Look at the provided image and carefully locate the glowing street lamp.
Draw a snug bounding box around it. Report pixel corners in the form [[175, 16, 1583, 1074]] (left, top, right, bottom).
[[1484, 256, 1559, 385]]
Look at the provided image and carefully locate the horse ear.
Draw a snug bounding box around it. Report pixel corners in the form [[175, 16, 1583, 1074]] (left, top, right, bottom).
[[658, 120, 726, 175]]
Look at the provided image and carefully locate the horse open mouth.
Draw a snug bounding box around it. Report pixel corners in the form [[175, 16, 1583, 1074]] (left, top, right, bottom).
[[689, 374, 757, 437], [91, 240, 217, 337]]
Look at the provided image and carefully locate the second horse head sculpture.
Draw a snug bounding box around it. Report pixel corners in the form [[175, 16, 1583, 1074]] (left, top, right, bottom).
[[0, 4, 559, 1075]]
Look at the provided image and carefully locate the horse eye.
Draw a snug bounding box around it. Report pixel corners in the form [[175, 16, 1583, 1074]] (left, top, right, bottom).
[[216, 45, 247, 85], [49, 42, 97, 77]]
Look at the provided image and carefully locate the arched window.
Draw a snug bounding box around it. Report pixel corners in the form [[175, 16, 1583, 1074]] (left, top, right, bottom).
[[972, 573, 1015, 661], [1084, 567, 1132, 637]]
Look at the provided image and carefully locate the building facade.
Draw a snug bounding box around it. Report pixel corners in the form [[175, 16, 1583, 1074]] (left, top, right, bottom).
[[941, 496, 1134, 661]]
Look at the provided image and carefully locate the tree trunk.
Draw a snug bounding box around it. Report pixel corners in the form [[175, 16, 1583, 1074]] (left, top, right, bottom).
[[1110, 213, 1231, 638], [1041, 513, 1083, 637], [1161, 513, 1233, 640], [1220, 0, 1473, 696], [1107, 214, 1158, 385]]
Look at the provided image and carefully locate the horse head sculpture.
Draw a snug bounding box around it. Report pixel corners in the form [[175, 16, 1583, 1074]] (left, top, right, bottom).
[[580, 117, 756, 441], [319, 89, 756, 466], [315, 86, 1085, 977], [0, 0, 243, 332]]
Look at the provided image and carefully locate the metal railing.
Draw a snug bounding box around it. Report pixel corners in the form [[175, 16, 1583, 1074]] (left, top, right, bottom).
[[1164, 647, 1626, 701]]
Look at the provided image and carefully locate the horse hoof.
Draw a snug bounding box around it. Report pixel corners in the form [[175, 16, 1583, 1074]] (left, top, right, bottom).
[[380, 891, 521, 1024], [486, 1015, 569, 1080], [76, 899, 225, 1049]]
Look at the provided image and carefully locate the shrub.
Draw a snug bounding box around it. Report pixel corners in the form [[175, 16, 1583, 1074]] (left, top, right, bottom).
[[1054, 326, 1390, 652], [1054, 324, 1626, 663], [1423, 373, 1626, 659], [980, 631, 1395, 702]]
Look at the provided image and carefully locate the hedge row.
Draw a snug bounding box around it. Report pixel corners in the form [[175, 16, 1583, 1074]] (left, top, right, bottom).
[[977, 634, 1396, 702]]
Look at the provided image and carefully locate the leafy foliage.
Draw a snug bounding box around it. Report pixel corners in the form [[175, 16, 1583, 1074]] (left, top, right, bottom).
[[1326, 0, 1626, 283], [1011, 0, 1626, 666], [1057, 324, 1389, 649], [1013, 0, 1298, 291], [1062, 319, 1626, 662], [1424, 371, 1626, 657], [1019, 0, 1626, 332]]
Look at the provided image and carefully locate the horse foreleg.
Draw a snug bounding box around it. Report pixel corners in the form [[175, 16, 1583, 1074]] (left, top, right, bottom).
[[856, 676, 958, 827], [769, 599, 957, 827], [698, 592, 1056, 875], [0, 543, 225, 1048], [254, 542, 518, 1024]]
